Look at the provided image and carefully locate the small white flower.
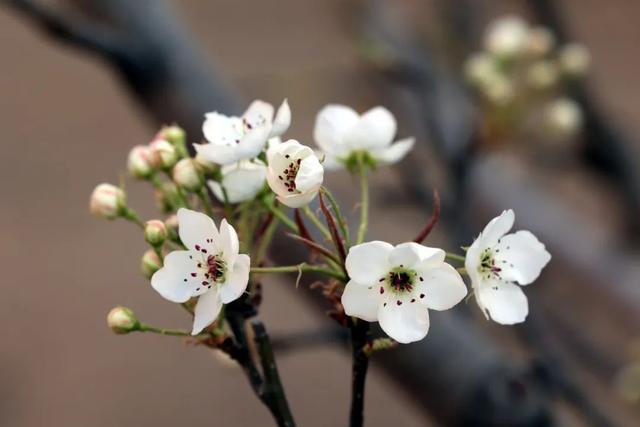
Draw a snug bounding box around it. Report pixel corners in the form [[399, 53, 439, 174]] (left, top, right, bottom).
[[465, 210, 551, 325], [342, 241, 467, 344], [544, 98, 583, 139], [151, 208, 251, 335], [484, 15, 529, 58], [313, 104, 414, 169], [208, 160, 267, 204], [266, 139, 324, 208], [195, 99, 291, 166]]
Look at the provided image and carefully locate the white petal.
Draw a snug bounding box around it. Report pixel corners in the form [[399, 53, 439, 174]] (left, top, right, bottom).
[[346, 106, 396, 150], [207, 161, 266, 204], [378, 296, 430, 344], [319, 152, 344, 170], [151, 251, 200, 303], [270, 99, 291, 137], [276, 189, 320, 208], [193, 142, 242, 166], [237, 124, 271, 160], [243, 100, 274, 126], [219, 254, 250, 303], [479, 209, 515, 248], [476, 280, 528, 325], [494, 231, 551, 285], [345, 241, 394, 285], [414, 263, 467, 311], [191, 289, 223, 335], [313, 104, 359, 155], [202, 113, 240, 146], [294, 154, 324, 193], [177, 208, 219, 253], [388, 242, 444, 269], [219, 218, 239, 265], [341, 280, 381, 322], [370, 137, 415, 165]]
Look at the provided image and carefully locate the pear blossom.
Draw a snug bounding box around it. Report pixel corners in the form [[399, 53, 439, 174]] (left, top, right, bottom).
[[341, 241, 467, 344], [266, 139, 324, 208], [484, 15, 529, 58], [313, 104, 414, 169], [151, 208, 250, 335], [208, 160, 267, 204], [195, 99, 291, 166], [89, 183, 126, 219], [172, 158, 203, 192], [127, 145, 155, 179], [149, 138, 178, 169], [465, 210, 551, 325]]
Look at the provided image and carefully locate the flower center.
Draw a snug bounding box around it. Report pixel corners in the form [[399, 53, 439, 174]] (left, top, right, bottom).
[[277, 154, 302, 193], [186, 250, 227, 293], [207, 255, 226, 282], [377, 267, 426, 306], [478, 248, 502, 279]]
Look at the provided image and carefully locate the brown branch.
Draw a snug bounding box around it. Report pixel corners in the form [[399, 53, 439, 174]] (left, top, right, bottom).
[[413, 189, 441, 243]]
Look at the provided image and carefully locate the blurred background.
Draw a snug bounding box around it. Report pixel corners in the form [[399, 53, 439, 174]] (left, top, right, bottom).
[[1, 0, 639, 426]]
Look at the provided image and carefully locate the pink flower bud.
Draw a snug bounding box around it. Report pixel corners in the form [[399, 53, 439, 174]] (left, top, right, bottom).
[[149, 139, 178, 169], [172, 158, 203, 192], [107, 306, 139, 334], [141, 249, 162, 279], [127, 145, 155, 179], [89, 183, 126, 219], [144, 220, 167, 246]]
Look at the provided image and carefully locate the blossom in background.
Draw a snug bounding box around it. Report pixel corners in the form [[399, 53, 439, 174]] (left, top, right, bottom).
[[266, 139, 324, 208], [195, 99, 291, 166], [313, 104, 414, 169], [208, 160, 267, 204], [484, 15, 529, 58], [151, 208, 250, 335], [341, 241, 467, 344], [465, 210, 551, 325]]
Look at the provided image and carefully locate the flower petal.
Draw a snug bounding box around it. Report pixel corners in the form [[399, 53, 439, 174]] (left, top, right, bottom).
[[202, 113, 241, 147], [378, 296, 430, 344], [243, 100, 275, 126], [193, 141, 243, 166], [276, 190, 320, 208], [346, 106, 396, 150], [219, 218, 239, 265], [237, 124, 272, 160], [414, 263, 467, 311], [270, 99, 291, 137], [476, 280, 528, 325], [345, 241, 394, 285], [370, 137, 415, 165], [219, 254, 250, 304], [151, 251, 199, 303], [207, 161, 267, 204], [313, 104, 359, 155], [191, 289, 223, 335], [177, 208, 219, 253], [294, 153, 324, 193], [341, 280, 381, 322], [479, 209, 515, 248], [495, 231, 551, 285], [388, 242, 444, 269]]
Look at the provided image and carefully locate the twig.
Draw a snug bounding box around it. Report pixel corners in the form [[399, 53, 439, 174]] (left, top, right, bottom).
[[348, 320, 371, 427], [413, 189, 441, 243], [318, 192, 347, 261]]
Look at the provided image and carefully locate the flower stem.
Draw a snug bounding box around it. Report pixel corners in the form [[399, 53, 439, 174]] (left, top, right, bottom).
[[139, 324, 197, 337], [446, 252, 466, 263], [349, 320, 371, 427], [122, 207, 144, 229], [255, 215, 280, 265], [261, 199, 298, 233], [321, 187, 350, 247], [356, 156, 369, 245], [301, 206, 332, 241], [196, 188, 214, 218], [250, 263, 346, 282]]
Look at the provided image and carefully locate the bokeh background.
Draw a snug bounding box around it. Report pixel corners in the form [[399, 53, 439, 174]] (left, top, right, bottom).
[[1, 0, 639, 426]]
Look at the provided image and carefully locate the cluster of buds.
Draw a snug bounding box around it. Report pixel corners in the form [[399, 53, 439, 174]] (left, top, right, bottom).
[[465, 15, 589, 145]]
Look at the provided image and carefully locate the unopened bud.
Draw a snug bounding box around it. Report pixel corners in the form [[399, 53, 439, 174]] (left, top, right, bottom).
[[482, 74, 514, 106], [144, 220, 167, 247], [195, 152, 219, 175], [141, 249, 162, 279], [164, 214, 179, 241], [527, 60, 558, 90], [484, 15, 529, 58], [149, 139, 178, 169], [526, 27, 555, 57], [155, 181, 182, 213], [160, 125, 187, 148], [545, 98, 583, 139], [89, 183, 126, 219], [464, 52, 497, 87], [559, 43, 590, 77], [107, 306, 140, 334], [127, 145, 155, 179], [172, 158, 203, 192]]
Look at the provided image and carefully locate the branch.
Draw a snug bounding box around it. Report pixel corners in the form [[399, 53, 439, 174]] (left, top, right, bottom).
[[348, 320, 371, 427]]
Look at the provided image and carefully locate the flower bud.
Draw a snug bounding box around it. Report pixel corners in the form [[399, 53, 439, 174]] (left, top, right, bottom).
[[144, 220, 167, 247], [149, 139, 178, 169], [544, 98, 583, 140], [89, 183, 126, 219], [526, 27, 555, 57], [127, 145, 155, 179], [155, 181, 182, 213], [482, 74, 514, 106], [164, 214, 179, 241], [107, 306, 140, 334], [464, 52, 496, 87], [172, 158, 203, 192], [527, 60, 558, 90], [559, 43, 590, 77], [195, 152, 218, 175], [160, 125, 187, 148], [141, 249, 162, 279], [484, 15, 529, 59]]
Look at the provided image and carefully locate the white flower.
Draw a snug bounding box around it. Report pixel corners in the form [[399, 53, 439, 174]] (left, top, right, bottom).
[[544, 98, 583, 139], [195, 99, 291, 166], [151, 208, 250, 335], [341, 241, 467, 344], [484, 15, 529, 58], [465, 210, 551, 325], [208, 160, 267, 204], [266, 139, 324, 208], [313, 104, 414, 169]]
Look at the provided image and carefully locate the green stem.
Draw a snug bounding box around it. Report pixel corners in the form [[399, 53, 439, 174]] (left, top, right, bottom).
[[139, 323, 199, 337], [262, 199, 298, 233], [251, 263, 346, 282], [302, 206, 332, 241], [221, 186, 235, 223], [255, 216, 280, 265], [356, 157, 369, 245], [321, 187, 350, 247], [196, 188, 214, 218], [446, 252, 466, 263], [456, 267, 467, 275], [122, 207, 144, 229]]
